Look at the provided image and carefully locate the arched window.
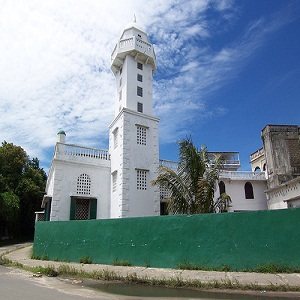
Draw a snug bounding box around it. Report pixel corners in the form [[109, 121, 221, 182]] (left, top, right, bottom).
[[219, 181, 226, 196], [263, 163, 266, 171], [244, 182, 254, 199], [76, 174, 91, 195], [254, 166, 261, 172]]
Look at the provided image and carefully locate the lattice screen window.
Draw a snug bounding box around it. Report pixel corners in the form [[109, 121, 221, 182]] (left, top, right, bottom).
[[112, 172, 117, 193], [75, 198, 90, 220], [137, 102, 143, 113], [137, 62, 143, 70], [137, 86, 143, 97], [137, 125, 146, 145], [137, 73, 143, 82], [137, 169, 147, 190], [77, 174, 91, 195], [160, 185, 170, 200]]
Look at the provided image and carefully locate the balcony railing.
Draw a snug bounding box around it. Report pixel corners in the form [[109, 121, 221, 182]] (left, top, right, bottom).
[[55, 143, 110, 161], [111, 36, 156, 62], [220, 171, 266, 180], [159, 159, 178, 171], [250, 148, 264, 161]]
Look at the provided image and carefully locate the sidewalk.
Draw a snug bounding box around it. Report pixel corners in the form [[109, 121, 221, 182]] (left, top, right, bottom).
[[2, 244, 300, 290]]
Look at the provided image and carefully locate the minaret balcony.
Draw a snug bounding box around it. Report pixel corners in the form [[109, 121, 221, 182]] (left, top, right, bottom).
[[111, 36, 156, 73]]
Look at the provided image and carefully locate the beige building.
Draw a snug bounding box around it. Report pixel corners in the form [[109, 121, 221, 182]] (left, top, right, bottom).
[[251, 125, 300, 209]]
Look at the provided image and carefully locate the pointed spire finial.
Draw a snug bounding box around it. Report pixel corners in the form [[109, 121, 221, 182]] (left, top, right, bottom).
[[133, 14, 136, 23]]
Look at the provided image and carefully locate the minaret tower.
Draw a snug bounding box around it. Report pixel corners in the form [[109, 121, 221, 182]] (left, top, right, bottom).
[[109, 20, 160, 218]]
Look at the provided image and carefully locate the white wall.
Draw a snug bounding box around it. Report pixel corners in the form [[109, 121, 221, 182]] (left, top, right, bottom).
[[115, 56, 153, 116], [266, 177, 300, 210], [109, 109, 160, 218], [47, 159, 111, 221], [215, 178, 268, 211]]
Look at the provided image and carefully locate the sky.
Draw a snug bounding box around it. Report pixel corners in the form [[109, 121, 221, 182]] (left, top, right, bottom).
[[0, 0, 300, 171]]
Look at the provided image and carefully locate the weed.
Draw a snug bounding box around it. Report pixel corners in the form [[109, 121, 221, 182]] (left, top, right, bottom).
[[32, 265, 58, 277], [80, 256, 92, 264], [58, 264, 78, 276], [177, 262, 203, 270], [31, 254, 49, 261], [178, 261, 232, 272], [112, 259, 131, 266], [144, 262, 151, 268], [250, 264, 300, 274]]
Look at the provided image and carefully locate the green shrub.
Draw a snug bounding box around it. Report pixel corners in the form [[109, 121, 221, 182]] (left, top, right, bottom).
[[80, 256, 92, 264]]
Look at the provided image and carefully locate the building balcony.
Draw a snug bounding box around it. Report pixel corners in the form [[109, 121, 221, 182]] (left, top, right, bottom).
[[111, 36, 156, 73], [250, 147, 264, 162], [54, 143, 110, 166], [220, 170, 266, 181], [208, 152, 241, 171], [159, 159, 178, 171]]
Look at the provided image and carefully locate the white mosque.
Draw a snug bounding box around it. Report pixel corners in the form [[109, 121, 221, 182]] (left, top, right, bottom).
[[37, 22, 300, 222]]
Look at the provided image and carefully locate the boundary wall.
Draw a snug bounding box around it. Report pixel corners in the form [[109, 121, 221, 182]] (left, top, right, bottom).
[[33, 209, 300, 270]]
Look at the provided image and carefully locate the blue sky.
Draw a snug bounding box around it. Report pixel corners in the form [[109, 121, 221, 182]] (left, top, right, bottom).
[[0, 0, 299, 171]]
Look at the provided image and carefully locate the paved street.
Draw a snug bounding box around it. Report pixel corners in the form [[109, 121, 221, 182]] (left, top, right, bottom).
[[1, 244, 300, 299], [0, 265, 118, 300]]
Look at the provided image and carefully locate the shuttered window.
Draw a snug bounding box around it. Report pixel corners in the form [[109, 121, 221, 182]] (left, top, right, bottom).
[[70, 197, 97, 220]]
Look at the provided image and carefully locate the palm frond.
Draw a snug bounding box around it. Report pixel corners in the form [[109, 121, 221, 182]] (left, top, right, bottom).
[[153, 138, 223, 215]]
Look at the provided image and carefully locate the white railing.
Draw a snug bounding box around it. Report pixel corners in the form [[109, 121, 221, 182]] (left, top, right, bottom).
[[159, 159, 178, 171], [220, 171, 266, 180], [223, 160, 240, 165], [55, 143, 110, 161], [120, 37, 134, 49], [250, 148, 264, 161], [111, 36, 155, 62]]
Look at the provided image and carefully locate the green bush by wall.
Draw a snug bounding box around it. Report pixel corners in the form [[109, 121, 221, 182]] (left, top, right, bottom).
[[33, 209, 300, 270]]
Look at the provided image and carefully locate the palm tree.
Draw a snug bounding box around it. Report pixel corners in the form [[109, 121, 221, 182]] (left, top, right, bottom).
[[152, 138, 223, 214], [214, 193, 232, 213]]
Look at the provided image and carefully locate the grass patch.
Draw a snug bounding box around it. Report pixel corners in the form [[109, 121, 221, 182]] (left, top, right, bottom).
[[178, 262, 231, 272], [31, 265, 58, 277], [178, 261, 300, 274], [249, 264, 300, 274], [80, 256, 92, 264], [112, 259, 132, 266], [31, 254, 49, 261]]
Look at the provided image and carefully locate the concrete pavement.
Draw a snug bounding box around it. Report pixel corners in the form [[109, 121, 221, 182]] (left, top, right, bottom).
[[2, 244, 300, 291]]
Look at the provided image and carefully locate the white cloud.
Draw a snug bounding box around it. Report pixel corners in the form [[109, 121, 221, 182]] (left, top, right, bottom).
[[0, 0, 295, 168]]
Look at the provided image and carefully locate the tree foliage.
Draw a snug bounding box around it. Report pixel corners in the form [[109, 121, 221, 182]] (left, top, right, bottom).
[[153, 138, 227, 214], [0, 141, 47, 238], [215, 193, 232, 213]]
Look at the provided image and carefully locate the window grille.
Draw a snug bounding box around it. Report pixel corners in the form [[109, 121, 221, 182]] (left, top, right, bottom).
[[137, 102, 143, 113], [137, 126, 146, 145], [137, 169, 147, 190], [137, 62, 143, 70], [76, 174, 91, 195], [137, 86, 143, 97], [137, 74, 143, 82], [160, 185, 170, 200], [75, 198, 90, 220]]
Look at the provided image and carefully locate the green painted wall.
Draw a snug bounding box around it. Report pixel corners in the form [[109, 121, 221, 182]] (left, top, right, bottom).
[[33, 209, 300, 270]]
